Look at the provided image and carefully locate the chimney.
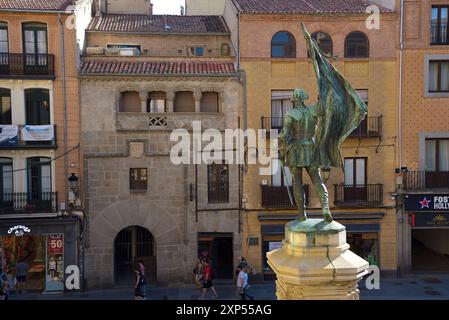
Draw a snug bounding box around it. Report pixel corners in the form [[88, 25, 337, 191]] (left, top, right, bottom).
[[95, 0, 106, 16], [149, 2, 153, 15], [180, 6, 185, 16]]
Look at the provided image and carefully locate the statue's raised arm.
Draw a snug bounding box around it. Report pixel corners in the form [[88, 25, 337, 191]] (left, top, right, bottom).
[[301, 23, 368, 170]]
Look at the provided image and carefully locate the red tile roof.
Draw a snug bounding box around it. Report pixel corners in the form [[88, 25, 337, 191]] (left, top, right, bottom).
[[87, 14, 229, 34], [80, 60, 236, 76], [0, 0, 75, 11], [232, 0, 394, 14]]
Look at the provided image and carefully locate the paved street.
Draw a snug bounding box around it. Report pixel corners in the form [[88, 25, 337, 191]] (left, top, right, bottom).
[[7, 275, 449, 300]]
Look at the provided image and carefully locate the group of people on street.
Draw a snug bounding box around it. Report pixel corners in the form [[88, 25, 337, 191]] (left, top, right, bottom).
[[192, 255, 254, 300], [0, 259, 29, 300]]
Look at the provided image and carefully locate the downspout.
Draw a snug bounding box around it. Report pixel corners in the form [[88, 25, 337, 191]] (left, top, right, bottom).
[[397, 0, 406, 276], [59, 14, 69, 205]]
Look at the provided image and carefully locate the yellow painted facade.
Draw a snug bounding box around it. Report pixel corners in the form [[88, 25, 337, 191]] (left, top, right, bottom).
[[226, 10, 400, 278]]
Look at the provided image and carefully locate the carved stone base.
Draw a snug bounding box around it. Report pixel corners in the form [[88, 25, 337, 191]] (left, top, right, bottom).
[[267, 219, 369, 300]]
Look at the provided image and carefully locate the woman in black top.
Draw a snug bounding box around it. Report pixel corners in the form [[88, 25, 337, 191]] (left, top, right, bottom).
[[134, 261, 146, 300]]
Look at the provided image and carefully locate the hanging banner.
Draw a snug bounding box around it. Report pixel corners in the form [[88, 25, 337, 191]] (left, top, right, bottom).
[[21, 125, 54, 142], [0, 125, 18, 146]]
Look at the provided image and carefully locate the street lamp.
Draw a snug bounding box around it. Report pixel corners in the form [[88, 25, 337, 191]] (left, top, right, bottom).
[[321, 167, 331, 183]]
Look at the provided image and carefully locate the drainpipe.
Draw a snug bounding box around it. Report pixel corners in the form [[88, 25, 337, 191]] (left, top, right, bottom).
[[58, 14, 69, 208], [397, 0, 406, 276]]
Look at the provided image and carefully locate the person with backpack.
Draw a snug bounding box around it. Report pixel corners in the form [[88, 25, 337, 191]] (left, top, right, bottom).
[[199, 259, 218, 300], [134, 261, 146, 300]]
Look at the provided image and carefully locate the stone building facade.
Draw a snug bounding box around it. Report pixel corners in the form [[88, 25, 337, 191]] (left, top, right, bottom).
[[80, 12, 242, 288], [224, 0, 400, 280]]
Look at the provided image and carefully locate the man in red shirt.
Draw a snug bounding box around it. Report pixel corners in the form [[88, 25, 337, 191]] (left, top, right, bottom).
[[199, 259, 219, 299]]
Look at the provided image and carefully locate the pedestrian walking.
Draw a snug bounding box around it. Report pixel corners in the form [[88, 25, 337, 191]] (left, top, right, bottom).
[[238, 266, 254, 300], [15, 259, 29, 294], [199, 259, 219, 300], [134, 260, 146, 300]]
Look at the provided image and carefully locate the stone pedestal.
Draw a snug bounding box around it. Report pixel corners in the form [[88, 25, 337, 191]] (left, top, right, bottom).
[[267, 219, 369, 300]]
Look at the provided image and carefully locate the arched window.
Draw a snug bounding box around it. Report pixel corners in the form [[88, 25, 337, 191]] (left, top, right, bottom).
[[147, 91, 167, 113], [174, 91, 195, 112], [0, 88, 11, 124], [200, 92, 219, 113], [345, 32, 369, 58], [119, 91, 141, 112], [311, 32, 333, 55], [271, 31, 296, 58], [221, 43, 230, 57]]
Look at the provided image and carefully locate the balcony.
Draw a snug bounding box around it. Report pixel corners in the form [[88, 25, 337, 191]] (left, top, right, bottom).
[[0, 53, 55, 79], [0, 192, 58, 214], [348, 116, 382, 138], [261, 116, 382, 138], [403, 171, 449, 191], [0, 125, 57, 149], [261, 185, 309, 208], [334, 184, 383, 208]]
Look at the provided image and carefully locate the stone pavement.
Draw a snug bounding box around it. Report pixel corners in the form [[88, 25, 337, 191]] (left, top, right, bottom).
[[8, 275, 449, 300]]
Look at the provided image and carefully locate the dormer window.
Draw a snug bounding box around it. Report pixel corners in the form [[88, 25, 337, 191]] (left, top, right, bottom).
[[188, 46, 204, 57]]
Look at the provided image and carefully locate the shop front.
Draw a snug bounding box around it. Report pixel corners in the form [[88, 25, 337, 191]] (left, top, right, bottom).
[[260, 222, 380, 281], [405, 194, 449, 272], [0, 216, 79, 292]]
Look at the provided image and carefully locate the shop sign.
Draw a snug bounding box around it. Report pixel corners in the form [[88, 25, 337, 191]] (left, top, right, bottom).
[[405, 194, 449, 211], [48, 235, 64, 254], [411, 213, 449, 229], [7, 225, 31, 237]]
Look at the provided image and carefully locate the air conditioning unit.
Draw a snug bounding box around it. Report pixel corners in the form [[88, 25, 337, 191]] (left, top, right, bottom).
[[119, 48, 140, 56], [104, 47, 120, 55], [86, 46, 104, 55]]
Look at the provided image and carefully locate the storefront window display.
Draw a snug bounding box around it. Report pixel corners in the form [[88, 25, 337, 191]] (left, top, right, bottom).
[[0, 233, 64, 292], [262, 236, 283, 280], [347, 233, 379, 266]]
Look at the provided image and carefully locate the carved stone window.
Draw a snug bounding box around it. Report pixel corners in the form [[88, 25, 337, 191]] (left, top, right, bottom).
[[174, 91, 195, 112], [119, 91, 141, 112], [200, 92, 219, 113]]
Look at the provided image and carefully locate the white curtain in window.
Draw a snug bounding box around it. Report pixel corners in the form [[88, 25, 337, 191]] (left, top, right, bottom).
[[271, 99, 282, 118], [426, 140, 437, 171], [283, 99, 293, 115], [356, 159, 366, 185], [41, 164, 51, 193], [439, 140, 449, 171], [272, 159, 281, 186], [429, 62, 439, 92], [344, 159, 354, 185], [25, 30, 35, 54], [37, 30, 47, 54], [0, 29, 7, 53], [441, 62, 449, 92]]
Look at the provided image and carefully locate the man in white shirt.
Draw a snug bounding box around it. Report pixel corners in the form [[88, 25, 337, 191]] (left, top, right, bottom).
[[237, 266, 254, 300]]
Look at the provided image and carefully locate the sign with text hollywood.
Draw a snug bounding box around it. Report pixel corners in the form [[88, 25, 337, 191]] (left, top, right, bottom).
[[405, 194, 449, 211]]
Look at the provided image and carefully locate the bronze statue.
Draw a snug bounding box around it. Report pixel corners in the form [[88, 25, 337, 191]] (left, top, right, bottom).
[[278, 24, 368, 223]]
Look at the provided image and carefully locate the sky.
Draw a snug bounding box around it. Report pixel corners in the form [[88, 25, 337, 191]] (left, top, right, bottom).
[[152, 0, 186, 15]]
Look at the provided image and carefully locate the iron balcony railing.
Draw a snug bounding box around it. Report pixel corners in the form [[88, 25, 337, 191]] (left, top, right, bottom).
[[403, 171, 449, 190], [431, 24, 449, 45], [261, 116, 382, 138], [0, 124, 57, 149], [0, 53, 55, 78], [348, 116, 382, 138], [261, 185, 309, 208], [334, 184, 383, 208], [0, 192, 58, 214]]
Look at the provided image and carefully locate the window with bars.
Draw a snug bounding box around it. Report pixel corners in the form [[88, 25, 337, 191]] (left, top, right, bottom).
[[130, 168, 148, 191], [431, 6, 449, 45], [207, 163, 229, 203], [429, 60, 449, 92]]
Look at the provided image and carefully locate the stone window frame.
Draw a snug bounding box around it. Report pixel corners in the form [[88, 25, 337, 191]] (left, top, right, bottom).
[[129, 167, 148, 192], [419, 131, 449, 170], [424, 54, 449, 97]]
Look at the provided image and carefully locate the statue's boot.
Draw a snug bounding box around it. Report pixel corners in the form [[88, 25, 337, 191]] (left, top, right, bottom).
[[298, 211, 307, 222]]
